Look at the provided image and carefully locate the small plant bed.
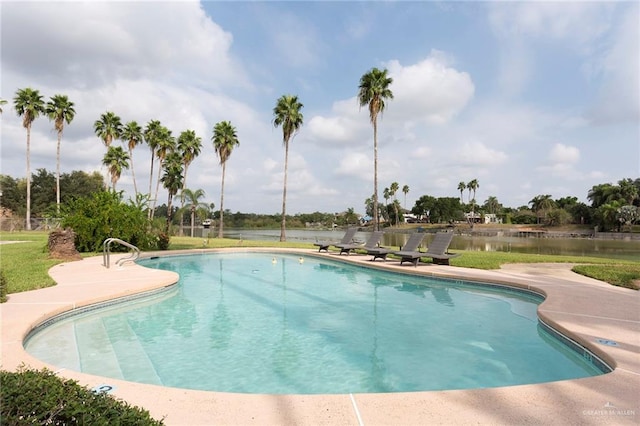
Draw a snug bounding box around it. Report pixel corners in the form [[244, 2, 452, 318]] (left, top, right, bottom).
[[0, 366, 164, 425]]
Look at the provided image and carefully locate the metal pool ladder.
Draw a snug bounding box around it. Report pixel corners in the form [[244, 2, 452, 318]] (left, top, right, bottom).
[[103, 238, 140, 268]]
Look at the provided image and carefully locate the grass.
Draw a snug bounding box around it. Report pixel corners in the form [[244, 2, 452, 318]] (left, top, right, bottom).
[[1, 231, 639, 294]]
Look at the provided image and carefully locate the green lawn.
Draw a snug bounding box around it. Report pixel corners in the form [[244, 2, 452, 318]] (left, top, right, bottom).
[[1, 231, 638, 295]]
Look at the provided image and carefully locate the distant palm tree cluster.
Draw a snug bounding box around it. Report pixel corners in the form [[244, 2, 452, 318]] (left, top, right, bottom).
[[7, 88, 242, 235]]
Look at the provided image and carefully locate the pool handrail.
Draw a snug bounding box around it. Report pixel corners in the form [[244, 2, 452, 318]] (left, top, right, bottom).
[[102, 238, 140, 268]]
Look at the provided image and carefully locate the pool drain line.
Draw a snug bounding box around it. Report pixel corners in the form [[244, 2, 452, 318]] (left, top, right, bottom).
[[349, 393, 364, 426]]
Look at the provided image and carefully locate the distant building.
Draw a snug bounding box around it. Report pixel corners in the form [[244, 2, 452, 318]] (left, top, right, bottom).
[[464, 212, 502, 224]]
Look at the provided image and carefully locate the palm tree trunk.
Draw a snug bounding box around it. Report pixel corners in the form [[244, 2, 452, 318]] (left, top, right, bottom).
[[26, 126, 32, 231], [152, 159, 163, 220], [56, 132, 61, 215], [190, 207, 195, 238], [129, 147, 138, 197], [372, 119, 379, 232], [147, 150, 154, 219], [179, 165, 189, 237], [219, 162, 226, 238], [165, 193, 173, 233], [280, 141, 288, 242]]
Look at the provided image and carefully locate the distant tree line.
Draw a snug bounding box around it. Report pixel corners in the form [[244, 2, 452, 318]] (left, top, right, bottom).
[[406, 177, 640, 232]]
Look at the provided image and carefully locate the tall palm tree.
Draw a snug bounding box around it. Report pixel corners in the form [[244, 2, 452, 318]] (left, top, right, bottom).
[[212, 121, 240, 238], [457, 181, 466, 204], [467, 179, 479, 203], [144, 119, 162, 207], [151, 126, 176, 220], [383, 187, 390, 222], [121, 121, 143, 197], [389, 181, 399, 226], [13, 87, 45, 230], [45, 94, 75, 214], [180, 188, 207, 237], [358, 68, 393, 231], [102, 146, 130, 191], [273, 94, 304, 242], [93, 112, 122, 148], [160, 151, 184, 233], [402, 184, 409, 209], [177, 129, 202, 235]]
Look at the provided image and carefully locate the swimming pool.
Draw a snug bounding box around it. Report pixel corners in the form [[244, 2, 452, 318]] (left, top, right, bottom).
[[25, 252, 607, 394]]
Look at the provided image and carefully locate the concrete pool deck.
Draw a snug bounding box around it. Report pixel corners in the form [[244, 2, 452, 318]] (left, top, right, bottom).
[[1, 248, 638, 425]]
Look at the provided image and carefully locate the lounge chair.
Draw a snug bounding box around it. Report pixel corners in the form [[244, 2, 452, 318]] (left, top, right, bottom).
[[364, 232, 401, 261], [335, 231, 384, 255], [395, 231, 460, 266], [313, 227, 358, 252], [389, 232, 426, 265]]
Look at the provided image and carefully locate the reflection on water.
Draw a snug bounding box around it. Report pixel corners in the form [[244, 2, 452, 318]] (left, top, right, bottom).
[[221, 228, 640, 261]]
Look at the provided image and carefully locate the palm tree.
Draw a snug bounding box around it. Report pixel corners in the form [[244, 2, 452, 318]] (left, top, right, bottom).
[[102, 146, 130, 190], [121, 121, 143, 197], [529, 194, 554, 224], [45, 94, 75, 214], [0, 98, 7, 114], [93, 112, 122, 148], [618, 178, 639, 205], [467, 179, 480, 227], [383, 187, 390, 223], [160, 151, 184, 233], [180, 188, 207, 237], [484, 196, 501, 215], [273, 94, 304, 242], [212, 121, 240, 238], [358, 67, 393, 231], [467, 179, 479, 204], [177, 129, 202, 235], [13, 87, 45, 230], [389, 181, 399, 226], [151, 126, 176, 220], [144, 119, 162, 208], [402, 184, 409, 209], [457, 181, 466, 204]]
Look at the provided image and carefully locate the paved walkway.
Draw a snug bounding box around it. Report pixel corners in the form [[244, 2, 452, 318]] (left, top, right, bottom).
[[1, 248, 638, 425]]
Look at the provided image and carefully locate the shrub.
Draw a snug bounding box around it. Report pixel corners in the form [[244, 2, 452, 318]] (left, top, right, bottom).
[[0, 367, 164, 425], [0, 269, 7, 303], [60, 191, 156, 252]]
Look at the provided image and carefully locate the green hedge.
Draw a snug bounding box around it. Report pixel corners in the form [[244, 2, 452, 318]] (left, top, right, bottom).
[[0, 367, 164, 425], [0, 269, 7, 303]]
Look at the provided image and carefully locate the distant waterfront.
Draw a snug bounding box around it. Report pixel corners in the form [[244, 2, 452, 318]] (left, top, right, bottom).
[[213, 228, 640, 262]]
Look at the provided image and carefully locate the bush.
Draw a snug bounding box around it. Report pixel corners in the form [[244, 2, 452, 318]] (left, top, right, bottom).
[[61, 191, 156, 252], [0, 367, 164, 425], [0, 269, 7, 303]]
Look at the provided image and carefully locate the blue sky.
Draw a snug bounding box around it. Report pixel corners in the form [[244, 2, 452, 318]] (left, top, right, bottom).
[[1, 1, 638, 215]]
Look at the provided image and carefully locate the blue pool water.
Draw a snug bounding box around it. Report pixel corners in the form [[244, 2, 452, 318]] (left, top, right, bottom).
[[25, 252, 606, 394]]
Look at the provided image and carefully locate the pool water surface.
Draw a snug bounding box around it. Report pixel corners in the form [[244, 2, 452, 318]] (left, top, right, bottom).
[[25, 252, 606, 394]]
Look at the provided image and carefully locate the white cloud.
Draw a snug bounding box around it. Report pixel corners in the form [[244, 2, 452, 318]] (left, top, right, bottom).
[[488, 2, 613, 48], [549, 144, 580, 165], [335, 152, 371, 179], [457, 141, 508, 167], [585, 3, 640, 125], [384, 51, 475, 125], [1, 1, 245, 90]]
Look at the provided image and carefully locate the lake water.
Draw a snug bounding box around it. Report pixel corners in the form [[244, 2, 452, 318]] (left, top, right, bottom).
[[212, 228, 640, 262]]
